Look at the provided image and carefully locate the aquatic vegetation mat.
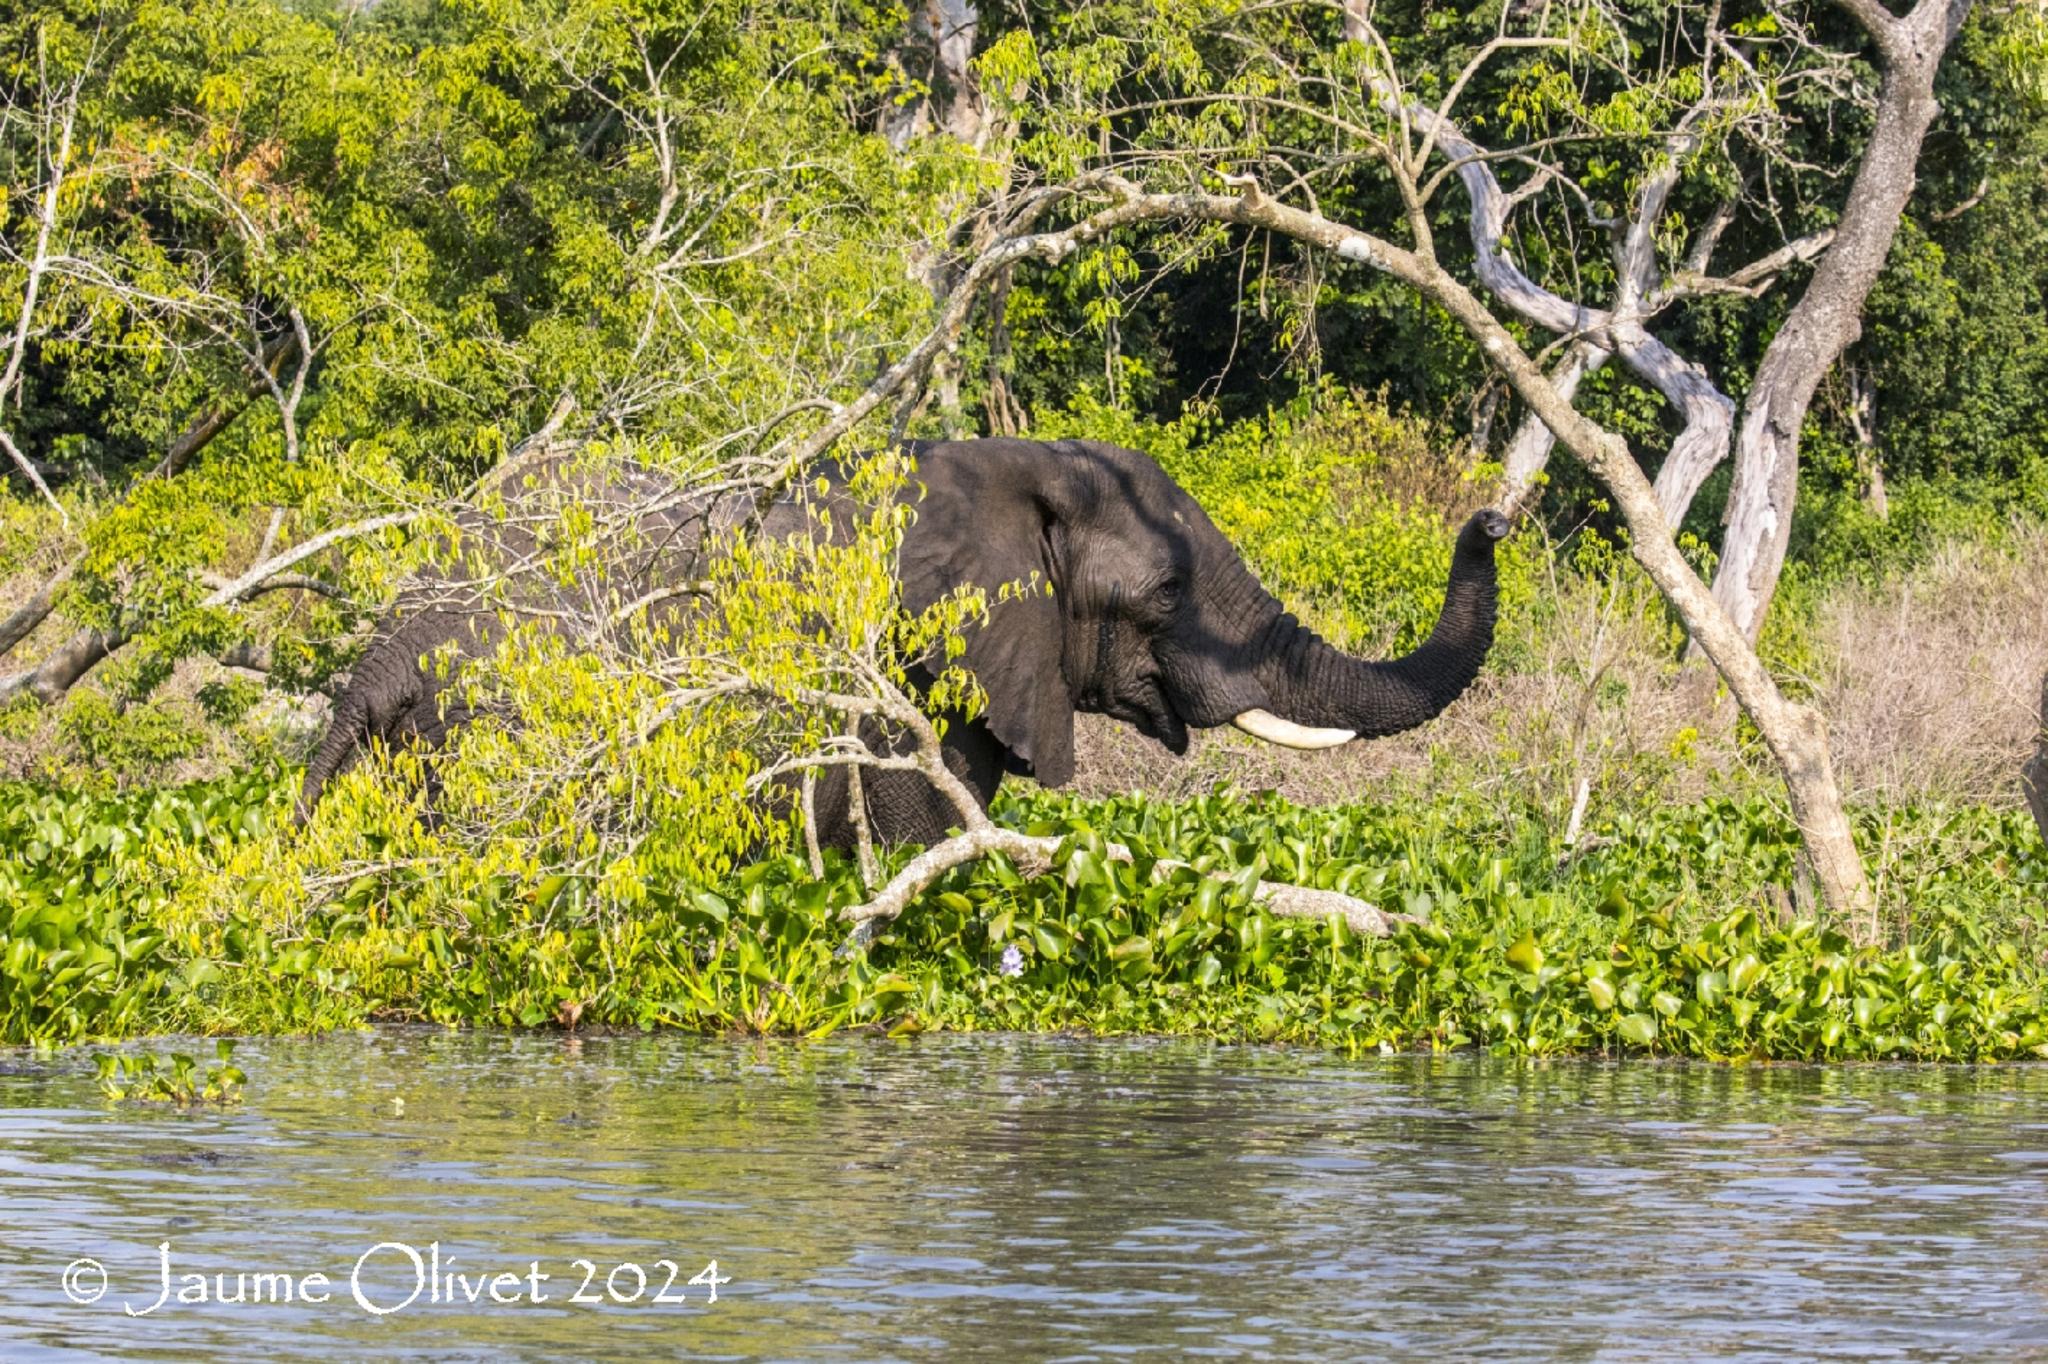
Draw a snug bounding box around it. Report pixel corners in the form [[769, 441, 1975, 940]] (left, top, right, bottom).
[[3, 771, 2045, 1060]]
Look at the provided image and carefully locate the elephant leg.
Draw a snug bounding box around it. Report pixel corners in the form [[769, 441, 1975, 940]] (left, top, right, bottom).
[[807, 714, 1008, 852]]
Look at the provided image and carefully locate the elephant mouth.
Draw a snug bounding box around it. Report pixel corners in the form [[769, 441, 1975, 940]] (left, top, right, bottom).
[[1130, 700, 1189, 755], [1098, 676, 1189, 755]]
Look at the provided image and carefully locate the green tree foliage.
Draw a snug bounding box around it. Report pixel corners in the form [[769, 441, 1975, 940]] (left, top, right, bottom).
[[955, 0, 2048, 552], [8, 0, 2045, 754], [3, 0, 985, 706]]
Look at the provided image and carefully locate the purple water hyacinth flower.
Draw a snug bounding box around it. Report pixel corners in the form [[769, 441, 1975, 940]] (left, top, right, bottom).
[[999, 944, 1025, 978]]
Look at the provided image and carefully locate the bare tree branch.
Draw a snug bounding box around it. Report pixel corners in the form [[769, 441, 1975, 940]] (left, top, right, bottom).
[[0, 51, 82, 527], [927, 168, 1878, 935], [844, 827, 1410, 939]]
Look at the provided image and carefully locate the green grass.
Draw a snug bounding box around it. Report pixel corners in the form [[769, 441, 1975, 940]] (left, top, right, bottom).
[[3, 769, 2045, 1060]]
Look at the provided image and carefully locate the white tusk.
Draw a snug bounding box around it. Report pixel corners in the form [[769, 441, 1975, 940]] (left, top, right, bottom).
[[1231, 709, 1356, 750]]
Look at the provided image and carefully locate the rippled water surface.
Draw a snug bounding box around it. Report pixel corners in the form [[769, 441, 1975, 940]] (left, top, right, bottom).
[[4, 1032, 2048, 1361]]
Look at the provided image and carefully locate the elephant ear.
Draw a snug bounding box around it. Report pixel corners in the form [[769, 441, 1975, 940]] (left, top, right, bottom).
[[898, 443, 1077, 787]]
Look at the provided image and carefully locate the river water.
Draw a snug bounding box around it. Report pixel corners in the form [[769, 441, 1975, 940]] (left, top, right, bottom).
[[2, 1031, 2047, 1361]]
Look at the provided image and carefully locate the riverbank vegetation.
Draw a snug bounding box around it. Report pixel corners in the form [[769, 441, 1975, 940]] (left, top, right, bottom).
[[5, 765, 2046, 1057], [3, 0, 2047, 1055]]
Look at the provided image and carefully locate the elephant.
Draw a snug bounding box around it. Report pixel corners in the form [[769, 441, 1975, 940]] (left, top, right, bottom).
[[297, 437, 1511, 846]]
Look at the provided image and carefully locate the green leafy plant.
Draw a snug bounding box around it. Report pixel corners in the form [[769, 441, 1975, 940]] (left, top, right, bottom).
[[96, 1040, 247, 1105], [8, 764, 2044, 1061]]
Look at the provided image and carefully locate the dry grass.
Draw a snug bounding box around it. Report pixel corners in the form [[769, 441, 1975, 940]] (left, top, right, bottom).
[[1074, 519, 2048, 822], [1811, 521, 2048, 805]]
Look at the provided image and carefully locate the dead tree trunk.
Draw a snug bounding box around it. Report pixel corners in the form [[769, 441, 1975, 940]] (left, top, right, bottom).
[[1711, 0, 1972, 640], [1501, 342, 1607, 513], [878, 0, 994, 437], [1053, 176, 1882, 938], [879, 0, 985, 151]]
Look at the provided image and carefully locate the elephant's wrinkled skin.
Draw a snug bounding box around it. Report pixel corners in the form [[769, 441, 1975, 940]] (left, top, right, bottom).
[[299, 438, 1510, 846]]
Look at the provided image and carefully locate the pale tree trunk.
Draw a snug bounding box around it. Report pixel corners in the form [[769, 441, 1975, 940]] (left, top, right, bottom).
[[1501, 341, 1605, 512], [1349, 32, 1762, 532], [981, 265, 1026, 436], [1337, 0, 1745, 529], [879, 0, 985, 151], [1435, 126, 1739, 532], [1412, 256, 1878, 939], [1713, 0, 1972, 641], [1846, 360, 1890, 519], [879, 0, 994, 437]]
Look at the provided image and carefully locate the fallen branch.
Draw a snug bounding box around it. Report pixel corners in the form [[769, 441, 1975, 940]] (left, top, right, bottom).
[[197, 569, 350, 602], [195, 511, 423, 611], [843, 826, 1413, 946]]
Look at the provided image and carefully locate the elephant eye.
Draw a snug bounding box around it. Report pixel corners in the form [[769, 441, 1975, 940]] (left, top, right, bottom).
[[1151, 576, 1183, 609]]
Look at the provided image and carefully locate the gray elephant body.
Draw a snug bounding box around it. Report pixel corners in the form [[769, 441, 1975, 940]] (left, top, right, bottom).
[[299, 438, 1509, 845]]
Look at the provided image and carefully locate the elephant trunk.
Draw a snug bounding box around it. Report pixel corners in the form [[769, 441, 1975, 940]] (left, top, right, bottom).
[[296, 691, 369, 823], [1243, 509, 1508, 745]]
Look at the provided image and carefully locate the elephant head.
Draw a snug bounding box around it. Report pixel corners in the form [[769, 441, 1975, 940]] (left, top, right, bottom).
[[896, 438, 1509, 785]]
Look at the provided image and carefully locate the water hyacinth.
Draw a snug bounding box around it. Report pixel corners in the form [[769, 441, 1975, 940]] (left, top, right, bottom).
[[7, 772, 2048, 1059]]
